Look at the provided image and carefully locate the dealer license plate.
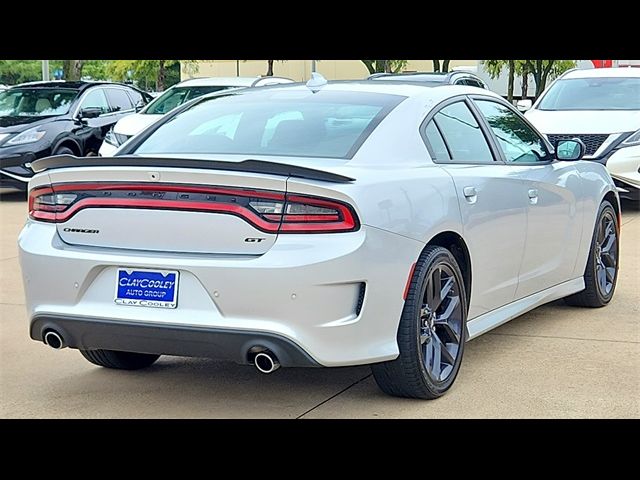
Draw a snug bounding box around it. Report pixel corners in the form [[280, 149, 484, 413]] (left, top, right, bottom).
[[115, 268, 179, 309]]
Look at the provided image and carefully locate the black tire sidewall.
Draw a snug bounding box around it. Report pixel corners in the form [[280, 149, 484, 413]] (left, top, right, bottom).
[[53, 146, 74, 156]]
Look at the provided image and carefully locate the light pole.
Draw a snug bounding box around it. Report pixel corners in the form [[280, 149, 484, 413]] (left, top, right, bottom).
[[41, 60, 50, 81]]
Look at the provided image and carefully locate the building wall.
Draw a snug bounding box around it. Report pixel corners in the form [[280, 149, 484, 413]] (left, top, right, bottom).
[[181, 60, 477, 81]]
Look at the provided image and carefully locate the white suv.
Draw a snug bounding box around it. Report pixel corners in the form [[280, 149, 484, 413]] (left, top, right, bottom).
[[524, 67, 640, 205], [98, 76, 293, 156]]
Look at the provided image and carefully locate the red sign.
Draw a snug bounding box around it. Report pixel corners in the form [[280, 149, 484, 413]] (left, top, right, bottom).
[[591, 60, 613, 68]]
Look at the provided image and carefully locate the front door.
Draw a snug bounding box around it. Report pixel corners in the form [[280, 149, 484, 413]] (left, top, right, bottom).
[[471, 98, 582, 299], [424, 99, 528, 320]]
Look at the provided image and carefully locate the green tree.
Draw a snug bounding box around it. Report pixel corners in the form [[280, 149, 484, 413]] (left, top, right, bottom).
[[361, 60, 408, 74], [62, 60, 84, 81], [108, 60, 184, 91], [432, 60, 451, 73], [523, 60, 575, 97], [484, 60, 516, 102], [0, 60, 63, 84]]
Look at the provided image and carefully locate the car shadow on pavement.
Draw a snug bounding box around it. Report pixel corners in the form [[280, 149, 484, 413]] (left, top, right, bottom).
[[47, 356, 373, 418], [0, 192, 26, 202]]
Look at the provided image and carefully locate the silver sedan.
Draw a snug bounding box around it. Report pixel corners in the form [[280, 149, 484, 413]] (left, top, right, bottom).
[[19, 78, 620, 398]]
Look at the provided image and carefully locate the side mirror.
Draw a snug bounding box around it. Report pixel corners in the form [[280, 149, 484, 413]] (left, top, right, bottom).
[[556, 138, 586, 161], [516, 99, 532, 112], [134, 100, 145, 112], [79, 107, 102, 119]]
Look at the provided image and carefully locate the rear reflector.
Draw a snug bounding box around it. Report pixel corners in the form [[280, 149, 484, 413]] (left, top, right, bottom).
[[403, 262, 417, 300], [29, 183, 359, 234]]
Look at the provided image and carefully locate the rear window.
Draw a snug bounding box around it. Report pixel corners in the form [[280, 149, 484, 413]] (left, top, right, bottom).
[[133, 90, 405, 159]]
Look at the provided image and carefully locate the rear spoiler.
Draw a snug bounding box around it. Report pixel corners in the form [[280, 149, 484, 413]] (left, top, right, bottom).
[[31, 155, 356, 184]]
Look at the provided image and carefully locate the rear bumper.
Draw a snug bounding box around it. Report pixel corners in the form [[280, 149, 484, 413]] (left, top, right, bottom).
[[19, 221, 424, 367], [31, 314, 319, 367]]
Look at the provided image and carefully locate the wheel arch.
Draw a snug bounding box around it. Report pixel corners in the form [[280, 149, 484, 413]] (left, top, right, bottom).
[[602, 189, 621, 228], [424, 231, 472, 308], [52, 137, 81, 156]]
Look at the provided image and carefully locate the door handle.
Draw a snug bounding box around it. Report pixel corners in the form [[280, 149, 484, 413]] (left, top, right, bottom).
[[463, 186, 477, 198], [528, 189, 539, 205], [463, 186, 477, 204]]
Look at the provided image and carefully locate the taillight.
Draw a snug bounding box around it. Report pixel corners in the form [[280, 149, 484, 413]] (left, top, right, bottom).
[[28, 183, 359, 234]]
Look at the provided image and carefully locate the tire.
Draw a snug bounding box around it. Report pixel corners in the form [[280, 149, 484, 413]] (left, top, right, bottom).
[[564, 200, 619, 307], [372, 246, 468, 399], [53, 146, 75, 156], [80, 349, 160, 370]]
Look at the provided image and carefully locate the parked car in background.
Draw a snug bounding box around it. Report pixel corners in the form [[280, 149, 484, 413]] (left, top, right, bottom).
[[21, 78, 620, 399], [0, 84, 7, 91], [523, 68, 640, 205], [367, 71, 488, 89], [98, 76, 294, 156], [0, 81, 152, 192]]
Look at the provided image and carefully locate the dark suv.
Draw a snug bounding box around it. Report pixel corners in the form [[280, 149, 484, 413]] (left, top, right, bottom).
[[0, 81, 152, 192], [367, 71, 488, 88]]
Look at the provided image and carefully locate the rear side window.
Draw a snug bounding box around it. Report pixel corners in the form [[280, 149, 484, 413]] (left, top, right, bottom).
[[133, 90, 405, 160], [429, 101, 494, 163], [106, 88, 134, 112], [424, 121, 450, 160], [126, 89, 145, 107], [79, 89, 109, 114]]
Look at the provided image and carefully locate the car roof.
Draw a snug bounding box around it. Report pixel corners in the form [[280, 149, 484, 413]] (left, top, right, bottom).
[[9, 80, 138, 91], [176, 76, 294, 88], [210, 80, 500, 104], [562, 67, 640, 79]]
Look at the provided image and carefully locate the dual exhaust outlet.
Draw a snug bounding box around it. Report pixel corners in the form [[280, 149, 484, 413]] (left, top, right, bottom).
[[42, 331, 281, 374]]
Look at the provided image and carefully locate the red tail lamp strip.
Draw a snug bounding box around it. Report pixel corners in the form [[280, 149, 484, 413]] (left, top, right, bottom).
[[29, 183, 359, 234]]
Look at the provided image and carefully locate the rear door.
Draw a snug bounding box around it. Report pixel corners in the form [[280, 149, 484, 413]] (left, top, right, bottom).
[[424, 98, 528, 319], [471, 97, 582, 299]]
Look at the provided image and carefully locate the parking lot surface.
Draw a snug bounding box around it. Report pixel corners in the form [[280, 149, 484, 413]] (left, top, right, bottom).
[[1, 193, 638, 418]]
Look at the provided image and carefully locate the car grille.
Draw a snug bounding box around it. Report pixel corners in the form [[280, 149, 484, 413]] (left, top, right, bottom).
[[547, 134, 609, 157]]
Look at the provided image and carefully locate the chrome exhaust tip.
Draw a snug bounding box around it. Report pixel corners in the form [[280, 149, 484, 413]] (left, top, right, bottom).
[[254, 351, 280, 374], [43, 330, 65, 349]]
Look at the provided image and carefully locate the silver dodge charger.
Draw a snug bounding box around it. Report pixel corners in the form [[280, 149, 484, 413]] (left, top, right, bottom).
[[19, 76, 620, 398]]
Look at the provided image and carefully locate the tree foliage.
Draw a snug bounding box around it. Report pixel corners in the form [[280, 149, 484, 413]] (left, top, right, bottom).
[[108, 60, 184, 91], [483, 60, 576, 100], [361, 60, 408, 74], [432, 60, 451, 73]]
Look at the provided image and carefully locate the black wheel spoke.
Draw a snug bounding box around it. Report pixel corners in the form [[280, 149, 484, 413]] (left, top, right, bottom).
[[437, 295, 460, 322], [601, 230, 615, 253], [434, 333, 455, 366], [434, 318, 460, 344], [428, 268, 442, 310], [431, 336, 442, 379]]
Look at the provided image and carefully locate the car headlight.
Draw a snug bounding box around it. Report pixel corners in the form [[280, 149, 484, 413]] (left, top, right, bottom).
[[621, 129, 640, 147], [6, 128, 46, 146], [104, 128, 120, 147]]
